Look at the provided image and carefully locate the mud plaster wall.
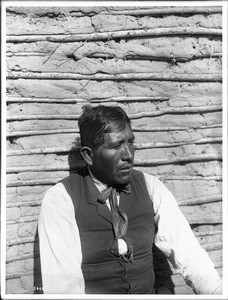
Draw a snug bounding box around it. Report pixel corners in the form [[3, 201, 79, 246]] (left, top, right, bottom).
[[6, 6, 223, 294]]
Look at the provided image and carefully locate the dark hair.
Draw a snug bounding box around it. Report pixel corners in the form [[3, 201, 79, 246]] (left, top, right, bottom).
[[78, 105, 131, 149]]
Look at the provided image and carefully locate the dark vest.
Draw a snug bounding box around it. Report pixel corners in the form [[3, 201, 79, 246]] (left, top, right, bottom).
[[61, 167, 156, 294]]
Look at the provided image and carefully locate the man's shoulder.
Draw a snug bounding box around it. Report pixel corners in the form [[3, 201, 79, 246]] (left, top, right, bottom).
[[132, 168, 156, 181], [43, 168, 86, 198], [61, 167, 87, 185]]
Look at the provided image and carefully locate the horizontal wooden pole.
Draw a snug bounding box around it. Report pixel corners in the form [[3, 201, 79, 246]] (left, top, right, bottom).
[[178, 194, 222, 206], [6, 241, 223, 265], [9, 128, 200, 138], [6, 175, 222, 188], [6, 153, 222, 173], [132, 124, 222, 132], [7, 52, 46, 57], [88, 53, 222, 62], [7, 215, 38, 225], [6, 271, 35, 280], [7, 128, 80, 137], [6, 178, 61, 187], [7, 71, 222, 82], [7, 52, 222, 64], [6, 174, 222, 188], [6, 97, 85, 103], [6, 124, 222, 155], [6, 27, 222, 43], [7, 127, 216, 138], [160, 175, 222, 181], [130, 105, 222, 119], [6, 229, 221, 247], [6, 194, 222, 209], [101, 7, 222, 16], [194, 230, 222, 237], [6, 96, 169, 103], [6, 136, 222, 157], [6, 125, 223, 146], [7, 105, 222, 121], [6, 241, 222, 267], [134, 153, 222, 166], [6, 236, 35, 246], [203, 241, 222, 251], [5, 165, 78, 173], [7, 200, 42, 208], [187, 215, 222, 225], [90, 96, 169, 103], [7, 146, 73, 156], [6, 252, 40, 264]]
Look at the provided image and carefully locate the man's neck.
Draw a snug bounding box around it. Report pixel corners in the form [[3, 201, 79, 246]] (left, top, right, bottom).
[[87, 166, 108, 193]]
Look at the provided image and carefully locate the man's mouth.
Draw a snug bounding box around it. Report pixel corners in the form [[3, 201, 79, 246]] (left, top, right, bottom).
[[119, 164, 133, 171]]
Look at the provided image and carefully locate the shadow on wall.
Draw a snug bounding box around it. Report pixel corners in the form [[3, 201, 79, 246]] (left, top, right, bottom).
[[33, 137, 175, 294], [68, 136, 86, 175], [33, 228, 43, 294], [153, 245, 175, 294]]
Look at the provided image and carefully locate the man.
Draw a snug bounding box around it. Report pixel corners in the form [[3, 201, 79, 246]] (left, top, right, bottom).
[[38, 105, 222, 294]]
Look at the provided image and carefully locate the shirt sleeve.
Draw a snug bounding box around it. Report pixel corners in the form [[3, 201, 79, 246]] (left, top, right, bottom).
[[38, 182, 85, 294], [143, 172, 222, 295]]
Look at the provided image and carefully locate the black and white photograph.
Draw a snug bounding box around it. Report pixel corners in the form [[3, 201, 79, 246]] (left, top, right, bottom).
[[1, 1, 227, 298]]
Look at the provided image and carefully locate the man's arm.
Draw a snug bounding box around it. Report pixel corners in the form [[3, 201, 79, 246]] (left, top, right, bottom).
[[143, 172, 222, 294], [38, 182, 85, 294]]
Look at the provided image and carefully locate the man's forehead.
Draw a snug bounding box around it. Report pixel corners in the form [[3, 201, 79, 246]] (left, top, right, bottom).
[[104, 124, 134, 142]]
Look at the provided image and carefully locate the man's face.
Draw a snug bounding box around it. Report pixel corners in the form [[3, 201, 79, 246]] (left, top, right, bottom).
[[90, 123, 135, 186]]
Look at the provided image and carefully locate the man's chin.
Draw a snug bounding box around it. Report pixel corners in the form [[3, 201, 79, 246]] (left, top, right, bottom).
[[116, 171, 132, 185]]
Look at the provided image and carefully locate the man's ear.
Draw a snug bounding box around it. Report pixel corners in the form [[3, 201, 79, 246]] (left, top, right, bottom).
[[80, 146, 94, 166]]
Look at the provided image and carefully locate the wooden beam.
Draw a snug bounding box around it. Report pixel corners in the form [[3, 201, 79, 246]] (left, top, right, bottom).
[[101, 7, 222, 16], [7, 201, 42, 208], [132, 124, 222, 132], [7, 128, 80, 137], [7, 71, 222, 82], [134, 153, 222, 166], [6, 27, 222, 43], [6, 236, 35, 246], [160, 175, 222, 181], [6, 153, 222, 173], [6, 174, 222, 187], [178, 194, 222, 206], [6, 241, 222, 266], [7, 215, 38, 225], [6, 97, 86, 103], [6, 178, 62, 187], [6, 136, 222, 154], [6, 252, 40, 264], [6, 96, 169, 104], [6, 194, 222, 209], [187, 215, 222, 225], [6, 175, 223, 187], [6, 230, 221, 247], [6, 105, 222, 121], [6, 241, 223, 264], [90, 96, 170, 103], [7, 52, 222, 61]]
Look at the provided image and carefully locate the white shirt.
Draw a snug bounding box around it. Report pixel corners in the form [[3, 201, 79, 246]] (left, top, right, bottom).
[[38, 171, 222, 295]]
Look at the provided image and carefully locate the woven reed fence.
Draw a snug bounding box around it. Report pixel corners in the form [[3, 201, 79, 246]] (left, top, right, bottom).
[[5, 5, 222, 294]]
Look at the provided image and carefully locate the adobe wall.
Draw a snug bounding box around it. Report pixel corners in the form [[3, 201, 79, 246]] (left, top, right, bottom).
[[5, 5, 222, 294]]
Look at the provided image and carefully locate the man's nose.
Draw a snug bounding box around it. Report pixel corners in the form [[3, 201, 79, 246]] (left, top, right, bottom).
[[122, 144, 134, 161]]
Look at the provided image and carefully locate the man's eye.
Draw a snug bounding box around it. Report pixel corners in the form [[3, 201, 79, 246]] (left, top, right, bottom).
[[112, 143, 121, 149]]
